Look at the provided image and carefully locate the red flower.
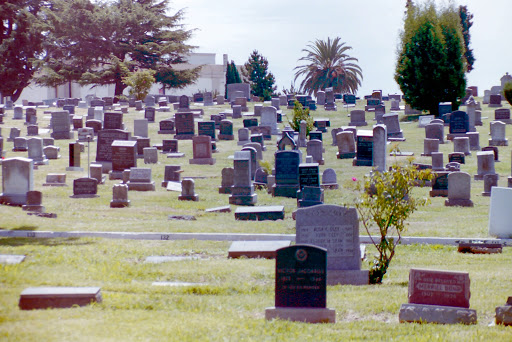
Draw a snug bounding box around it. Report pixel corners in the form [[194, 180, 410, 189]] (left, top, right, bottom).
[[352, 177, 357, 181]]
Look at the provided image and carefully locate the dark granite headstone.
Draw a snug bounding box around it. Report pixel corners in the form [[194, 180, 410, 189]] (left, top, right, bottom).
[[72, 178, 98, 197], [103, 112, 123, 130], [111, 140, 137, 172], [275, 245, 327, 308], [174, 112, 195, 139], [354, 130, 373, 166], [197, 121, 216, 140], [96, 129, 130, 163], [449, 111, 469, 134], [299, 163, 320, 188]]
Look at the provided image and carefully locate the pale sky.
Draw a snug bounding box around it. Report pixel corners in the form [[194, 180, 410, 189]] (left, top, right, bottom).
[[171, 0, 511, 97]]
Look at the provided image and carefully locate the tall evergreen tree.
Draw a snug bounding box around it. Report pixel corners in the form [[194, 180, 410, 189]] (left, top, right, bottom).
[[395, 2, 466, 116], [0, 0, 47, 102], [35, 0, 199, 98], [225, 60, 241, 99], [243, 50, 276, 101], [459, 5, 475, 72]]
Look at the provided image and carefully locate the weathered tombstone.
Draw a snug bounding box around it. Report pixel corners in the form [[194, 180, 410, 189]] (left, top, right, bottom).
[[296, 205, 368, 285], [178, 178, 198, 201], [453, 137, 471, 156], [216, 95, 225, 105], [126, 167, 155, 191], [348, 110, 367, 126], [306, 139, 324, 165], [261, 106, 279, 135], [109, 140, 137, 179], [218, 120, 234, 140], [474, 151, 497, 180], [143, 147, 158, 164], [189, 135, 215, 165], [197, 121, 216, 141], [21, 190, 45, 213], [85, 120, 102, 135], [13, 137, 28, 152], [25, 107, 37, 125], [218, 167, 234, 194], [321, 168, 338, 189], [382, 113, 404, 140], [71, 178, 98, 198], [27, 137, 48, 165], [66, 142, 82, 171], [489, 187, 512, 238], [227, 83, 250, 102], [51, 111, 73, 139], [95, 129, 131, 172], [445, 172, 473, 207], [482, 174, 499, 196], [489, 94, 502, 107], [373, 125, 387, 172], [43, 145, 60, 160], [399, 268, 476, 324], [72, 116, 83, 131], [43, 173, 67, 187], [425, 123, 445, 144], [158, 119, 175, 134], [422, 138, 439, 156], [336, 131, 356, 159], [0, 157, 34, 206], [133, 119, 148, 138], [495, 297, 512, 326], [495, 108, 511, 124], [482, 146, 499, 162], [110, 184, 130, 208], [431, 152, 445, 171], [13, 106, 23, 120], [466, 131, 480, 151], [265, 245, 336, 323], [229, 151, 257, 205], [237, 128, 250, 146], [353, 130, 373, 166], [316, 91, 326, 105], [7, 127, 20, 142], [103, 112, 123, 130], [324, 88, 337, 111], [430, 171, 449, 197], [489, 121, 508, 146], [273, 150, 301, 198]]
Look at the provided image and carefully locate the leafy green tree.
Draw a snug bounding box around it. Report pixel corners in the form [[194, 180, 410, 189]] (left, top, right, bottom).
[[225, 60, 241, 99], [294, 37, 363, 96], [459, 5, 475, 73], [35, 0, 199, 98], [288, 100, 314, 136], [0, 0, 47, 102], [243, 50, 276, 101], [395, 3, 466, 116], [122, 69, 155, 101], [350, 159, 432, 284]]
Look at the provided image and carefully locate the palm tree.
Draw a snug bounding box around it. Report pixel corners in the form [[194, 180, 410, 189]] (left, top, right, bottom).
[[294, 37, 363, 96]]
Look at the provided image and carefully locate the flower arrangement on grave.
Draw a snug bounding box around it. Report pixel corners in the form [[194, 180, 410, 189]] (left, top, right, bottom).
[[348, 154, 433, 284]]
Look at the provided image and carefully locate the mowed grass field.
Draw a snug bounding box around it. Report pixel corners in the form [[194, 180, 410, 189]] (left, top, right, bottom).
[[1, 97, 512, 340]]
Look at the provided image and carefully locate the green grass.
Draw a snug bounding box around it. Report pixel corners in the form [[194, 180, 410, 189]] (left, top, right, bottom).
[[1, 99, 512, 340]]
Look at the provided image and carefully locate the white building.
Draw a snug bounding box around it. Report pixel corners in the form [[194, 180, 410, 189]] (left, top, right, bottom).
[[14, 53, 228, 103]]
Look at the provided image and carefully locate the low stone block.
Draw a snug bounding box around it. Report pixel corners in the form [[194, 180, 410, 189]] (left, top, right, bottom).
[[19, 287, 102, 310], [234, 206, 285, 221], [399, 303, 477, 325]]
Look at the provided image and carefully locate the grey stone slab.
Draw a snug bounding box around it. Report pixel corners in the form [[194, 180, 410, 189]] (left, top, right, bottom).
[[166, 181, 182, 192], [19, 286, 102, 310], [228, 240, 291, 259], [235, 206, 285, 221], [399, 303, 477, 325], [0, 254, 26, 264]]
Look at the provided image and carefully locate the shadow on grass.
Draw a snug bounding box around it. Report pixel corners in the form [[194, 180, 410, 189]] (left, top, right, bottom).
[[0, 237, 96, 247], [0, 226, 39, 231]]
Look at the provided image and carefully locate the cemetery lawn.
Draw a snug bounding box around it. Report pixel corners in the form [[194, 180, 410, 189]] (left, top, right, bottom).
[[0, 98, 508, 237], [1, 98, 512, 340], [1, 238, 511, 341]]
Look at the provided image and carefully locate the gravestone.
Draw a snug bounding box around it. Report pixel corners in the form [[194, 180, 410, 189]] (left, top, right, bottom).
[[297, 186, 324, 208], [27, 137, 48, 165], [237, 128, 250, 146], [72, 116, 83, 130], [431, 152, 445, 171], [218, 120, 234, 140], [13, 137, 28, 152], [96, 129, 131, 172], [229, 151, 257, 205], [43, 173, 67, 187], [158, 119, 175, 134], [241, 146, 258, 180], [489, 121, 508, 146], [174, 112, 195, 140], [18, 287, 102, 310], [382, 113, 404, 140], [25, 107, 37, 125], [422, 138, 439, 156], [110, 184, 130, 208], [13, 106, 23, 119], [353, 130, 373, 166], [324, 88, 337, 111], [127, 167, 155, 191], [71, 178, 98, 198], [227, 83, 250, 102], [216, 94, 225, 105], [66, 142, 83, 171], [219, 167, 234, 194], [430, 171, 449, 197], [51, 111, 73, 139], [425, 123, 445, 144], [399, 268, 476, 324], [85, 120, 102, 134], [495, 108, 511, 124], [133, 119, 148, 138], [43, 145, 60, 160], [7, 127, 20, 142], [103, 112, 123, 130], [474, 151, 497, 180], [445, 172, 473, 207], [489, 94, 502, 107], [77, 127, 94, 142], [160, 165, 182, 188], [495, 297, 512, 326], [466, 131, 480, 151], [261, 106, 279, 135], [298, 163, 320, 189], [373, 125, 387, 172], [306, 139, 324, 165], [316, 91, 326, 105], [189, 135, 215, 165], [265, 244, 335, 323], [336, 131, 356, 159], [273, 150, 301, 198], [296, 205, 368, 285], [489, 187, 512, 238], [321, 168, 338, 189], [349, 110, 367, 126], [453, 137, 471, 156], [197, 121, 216, 141], [0, 157, 34, 206], [178, 178, 199, 201], [143, 147, 158, 164], [482, 174, 499, 196], [418, 115, 434, 128], [448, 111, 469, 140]]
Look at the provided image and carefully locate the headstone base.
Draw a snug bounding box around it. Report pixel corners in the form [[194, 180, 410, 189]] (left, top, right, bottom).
[[353, 158, 373, 166], [265, 307, 336, 323], [348, 121, 367, 127], [158, 129, 175, 134], [167, 152, 185, 158], [327, 269, 369, 286], [19, 287, 102, 310], [127, 181, 155, 191], [235, 206, 285, 221], [110, 200, 130, 208], [218, 186, 232, 194], [488, 139, 508, 146], [218, 134, 234, 140], [444, 198, 473, 207], [273, 185, 300, 198], [321, 183, 339, 190], [446, 133, 467, 141], [337, 152, 356, 159], [399, 303, 477, 325], [229, 194, 257, 206], [178, 194, 199, 201], [32, 159, 49, 166], [474, 174, 499, 181], [189, 158, 216, 165], [174, 134, 195, 140], [496, 304, 512, 326], [66, 166, 84, 172], [0, 193, 28, 206], [108, 171, 123, 180], [70, 194, 99, 199], [21, 204, 45, 213], [429, 190, 448, 197]]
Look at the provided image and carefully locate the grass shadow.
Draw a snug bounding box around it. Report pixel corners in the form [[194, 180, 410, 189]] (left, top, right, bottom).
[[0, 237, 96, 247]]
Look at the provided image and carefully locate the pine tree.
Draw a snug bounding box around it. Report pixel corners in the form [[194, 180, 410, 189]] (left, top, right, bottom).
[[35, 0, 199, 98], [225, 60, 242, 99], [243, 50, 276, 101], [459, 5, 475, 72]]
